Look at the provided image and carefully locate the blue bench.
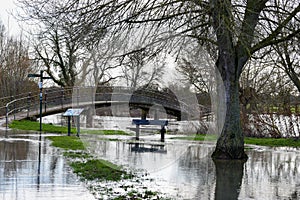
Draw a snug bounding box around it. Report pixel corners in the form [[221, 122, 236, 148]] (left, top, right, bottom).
[[131, 119, 168, 142]]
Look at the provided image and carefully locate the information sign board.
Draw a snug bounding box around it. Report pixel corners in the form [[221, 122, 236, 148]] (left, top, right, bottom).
[[63, 108, 84, 117]]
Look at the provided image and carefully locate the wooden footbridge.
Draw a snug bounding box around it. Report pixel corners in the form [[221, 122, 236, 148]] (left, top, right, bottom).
[[0, 86, 210, 128]]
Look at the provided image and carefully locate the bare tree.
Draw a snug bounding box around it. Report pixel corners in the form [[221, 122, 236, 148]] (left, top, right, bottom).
[[175, 43, 216, 93], [272, 37, 300, 93], [16, 0, 300, 159], [119, 49, 165, 89], [17, 0, 112, 87], [0, 20, 34, 98], [88, 42, 123, 87], [32, 20, 93, 87]]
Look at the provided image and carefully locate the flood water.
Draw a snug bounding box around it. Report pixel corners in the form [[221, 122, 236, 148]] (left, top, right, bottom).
[[1, 118, 300, 199], [81, 134, 300, 200], [0, 130, 95, 200]]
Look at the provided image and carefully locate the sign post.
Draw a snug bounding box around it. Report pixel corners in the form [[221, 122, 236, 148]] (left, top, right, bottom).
[[28, 70, 52, 132], [63, 108, 84, 137]]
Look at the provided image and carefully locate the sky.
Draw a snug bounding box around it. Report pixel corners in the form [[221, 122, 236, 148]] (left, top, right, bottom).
[[0, 0, 181, 87], [0, 0, 23, 36]]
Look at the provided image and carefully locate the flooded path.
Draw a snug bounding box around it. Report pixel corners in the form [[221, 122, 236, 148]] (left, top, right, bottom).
[[0, 130, 95, 200], [82, 134, 300, 200], [1, 124, 300, 199]]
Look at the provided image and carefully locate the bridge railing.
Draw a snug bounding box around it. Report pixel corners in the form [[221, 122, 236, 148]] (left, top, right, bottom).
[[0, 92, 38, 118], [1, 86, 212, 128], [43, 87, 73, 112]]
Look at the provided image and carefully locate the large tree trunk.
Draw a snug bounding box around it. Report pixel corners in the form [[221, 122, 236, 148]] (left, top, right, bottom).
[[210, 38, 248, 160], [212, 67, 247, 159], [209, 0, 260, 160]]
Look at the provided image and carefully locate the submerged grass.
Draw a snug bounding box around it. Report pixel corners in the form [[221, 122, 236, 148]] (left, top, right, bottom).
[[8, 120, 135, 182], [70, 159, 133, 181], [45, 135, 131, 182], [47, 136, 86, 150], [9, 120, 173, 198], [63, 151, 93, 159]]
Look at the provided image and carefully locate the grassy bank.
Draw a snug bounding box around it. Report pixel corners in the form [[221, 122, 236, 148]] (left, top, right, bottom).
[[244, 137, 300, 147], [9, 120, 130, 136], [171, 134, 300, 148], [9, 120, 76, 133]]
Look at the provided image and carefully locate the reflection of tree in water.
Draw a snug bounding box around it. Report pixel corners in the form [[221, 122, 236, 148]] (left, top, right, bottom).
[[177, 145, 216, 199], [178, 145, 246, 200], [0, 135, 75, 188], [213, 159, 245, 200], [0, 139, 30, 177], [241, 149, 300, 199], [178, 146, 300, 199]]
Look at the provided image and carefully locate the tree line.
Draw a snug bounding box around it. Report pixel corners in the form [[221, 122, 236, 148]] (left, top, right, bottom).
[[0, 20, 35, 98]]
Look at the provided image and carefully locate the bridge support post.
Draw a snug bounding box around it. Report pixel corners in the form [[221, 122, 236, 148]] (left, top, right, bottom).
[[160, 125, 166, 142], [141, 109, 148, 120], [135, 124, 140, 140]]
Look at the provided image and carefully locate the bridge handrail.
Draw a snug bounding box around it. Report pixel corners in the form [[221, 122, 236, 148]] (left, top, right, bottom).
[[1, 86, 211, 128]]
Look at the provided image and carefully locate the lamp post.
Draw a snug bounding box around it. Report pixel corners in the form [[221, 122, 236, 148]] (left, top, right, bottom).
[[28, 70, 52, 132]]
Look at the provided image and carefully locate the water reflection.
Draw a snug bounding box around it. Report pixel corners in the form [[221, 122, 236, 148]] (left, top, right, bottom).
[[240, 147, 300, 199], [213, 159, 245, 200], [0, 131, 95, 200], [129, 142, 167, 153], [83, 135, 300, 199]]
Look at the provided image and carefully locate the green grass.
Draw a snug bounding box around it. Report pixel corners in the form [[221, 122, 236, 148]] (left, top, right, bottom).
[[9, 120, 76, 134], [9, 120, 130, 136], [63, 151, 93, 159], [70, 159, 133, 181], [171, 134, 300, 148], [47, 136, 86, 150], [244, 137, 300, 147]]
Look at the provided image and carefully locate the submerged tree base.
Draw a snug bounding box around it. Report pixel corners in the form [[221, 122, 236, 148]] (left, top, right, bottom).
[[211, 147, 248, 161], [213, 159, 247, 200]]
